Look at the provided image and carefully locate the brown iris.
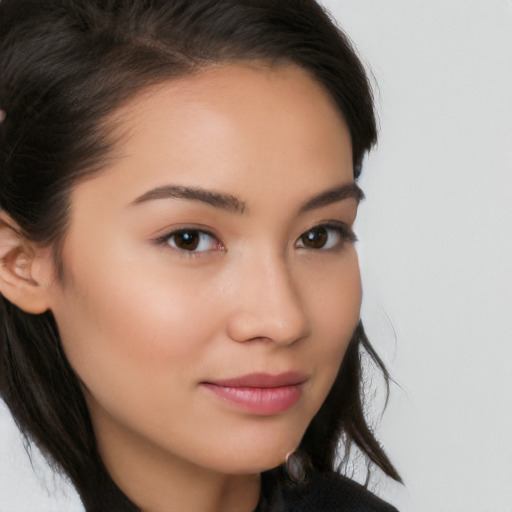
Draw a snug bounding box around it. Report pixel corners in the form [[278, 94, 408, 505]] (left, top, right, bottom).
[[172, 230, 200, 251], [300, 227, 328, 249]]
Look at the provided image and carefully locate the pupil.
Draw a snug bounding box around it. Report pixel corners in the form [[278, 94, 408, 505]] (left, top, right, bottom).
[[176, 231, 199, 250], [303, 228, 327, 248]]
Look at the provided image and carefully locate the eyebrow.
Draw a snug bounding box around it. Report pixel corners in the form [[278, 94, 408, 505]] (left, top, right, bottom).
[[130, 182, 363, 214], [298, 183, 364, 213], [130, 185, 246, 214]]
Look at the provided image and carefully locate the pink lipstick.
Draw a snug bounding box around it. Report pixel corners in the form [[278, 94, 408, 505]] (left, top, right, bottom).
[[201, 372, 306, 415]]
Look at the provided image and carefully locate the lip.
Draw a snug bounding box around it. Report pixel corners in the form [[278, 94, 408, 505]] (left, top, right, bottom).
[[201, 372, 307, 415], [209, 371, 308, 388]]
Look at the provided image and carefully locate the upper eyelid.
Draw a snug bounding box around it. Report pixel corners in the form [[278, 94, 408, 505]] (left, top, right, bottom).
[[300, 221, 355, 237], [154, 225, 221, 243]]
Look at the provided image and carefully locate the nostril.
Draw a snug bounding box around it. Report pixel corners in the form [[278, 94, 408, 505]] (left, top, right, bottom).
[[226, 302, 310, 346]]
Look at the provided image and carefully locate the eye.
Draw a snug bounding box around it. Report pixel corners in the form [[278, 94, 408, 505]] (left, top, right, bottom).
[[295, 223, 356, 250], [162, 229, 222, 253]]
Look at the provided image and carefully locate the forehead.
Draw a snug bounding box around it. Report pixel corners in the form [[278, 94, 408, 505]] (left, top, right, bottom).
[[75, 63, 353, 210]]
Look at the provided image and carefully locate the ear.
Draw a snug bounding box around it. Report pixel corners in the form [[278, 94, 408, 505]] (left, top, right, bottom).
[[0, 212, 54, 314]]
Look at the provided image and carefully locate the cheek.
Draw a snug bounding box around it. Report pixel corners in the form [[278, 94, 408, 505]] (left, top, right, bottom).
[[53, 250, 223, 421], [305, 248, 362, 339], [301, 250, 362, 397]]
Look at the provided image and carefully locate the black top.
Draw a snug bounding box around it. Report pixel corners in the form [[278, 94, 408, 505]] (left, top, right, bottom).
[[83, 466, 399, 512], [257, 469, 399, 512]]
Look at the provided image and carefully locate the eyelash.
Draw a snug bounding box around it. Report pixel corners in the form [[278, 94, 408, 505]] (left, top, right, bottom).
[[296, 222, 357, 250], [155, 222, 356, 257], [155, 227, 223, 257]]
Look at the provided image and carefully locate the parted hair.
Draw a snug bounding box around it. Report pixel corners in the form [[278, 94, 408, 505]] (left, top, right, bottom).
[[0, 1, 400, 510]]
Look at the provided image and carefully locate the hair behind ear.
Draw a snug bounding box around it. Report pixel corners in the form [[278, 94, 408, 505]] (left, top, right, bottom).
[[0, 296, 140, 509], [298, 322, 402, 482]]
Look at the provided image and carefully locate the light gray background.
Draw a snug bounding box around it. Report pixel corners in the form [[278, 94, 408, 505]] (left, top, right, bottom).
[[1, 1, 511, 510]]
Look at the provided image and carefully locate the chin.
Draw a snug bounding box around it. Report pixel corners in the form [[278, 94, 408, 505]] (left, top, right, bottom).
[[201, 433, 303, 475], [184, 404, 319, 475]]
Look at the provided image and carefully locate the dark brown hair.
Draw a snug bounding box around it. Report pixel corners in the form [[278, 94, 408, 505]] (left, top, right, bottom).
[[0, 1, 400, 510]]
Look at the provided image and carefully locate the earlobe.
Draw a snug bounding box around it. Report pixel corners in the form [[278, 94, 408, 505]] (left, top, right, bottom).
[[0, 212, 53, 314]]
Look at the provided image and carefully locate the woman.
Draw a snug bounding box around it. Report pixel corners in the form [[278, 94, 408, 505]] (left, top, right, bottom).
[[0, 1, 401, 510]]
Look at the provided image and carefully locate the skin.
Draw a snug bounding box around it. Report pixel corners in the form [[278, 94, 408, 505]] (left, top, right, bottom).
[[1, 64, 362, 512]]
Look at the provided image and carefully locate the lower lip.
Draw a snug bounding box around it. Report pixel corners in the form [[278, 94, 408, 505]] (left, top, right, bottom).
[[201, 383, 303, 415]]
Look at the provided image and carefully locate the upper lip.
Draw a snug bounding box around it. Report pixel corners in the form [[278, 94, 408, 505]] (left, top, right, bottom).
[[204, 371, 308, 388]]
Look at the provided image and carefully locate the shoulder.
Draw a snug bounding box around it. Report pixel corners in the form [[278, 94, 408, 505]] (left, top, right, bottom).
[[259, 469, 399, 512]]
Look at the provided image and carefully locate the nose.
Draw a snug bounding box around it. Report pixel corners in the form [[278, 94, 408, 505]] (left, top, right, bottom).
[[226, 252, 310, 345]]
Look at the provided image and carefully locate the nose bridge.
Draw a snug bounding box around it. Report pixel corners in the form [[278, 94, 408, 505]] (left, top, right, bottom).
[[227, 247, 310, 345]]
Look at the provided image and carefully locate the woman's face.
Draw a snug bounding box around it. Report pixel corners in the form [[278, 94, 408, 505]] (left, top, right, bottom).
[[48, 64, 362, 476]]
